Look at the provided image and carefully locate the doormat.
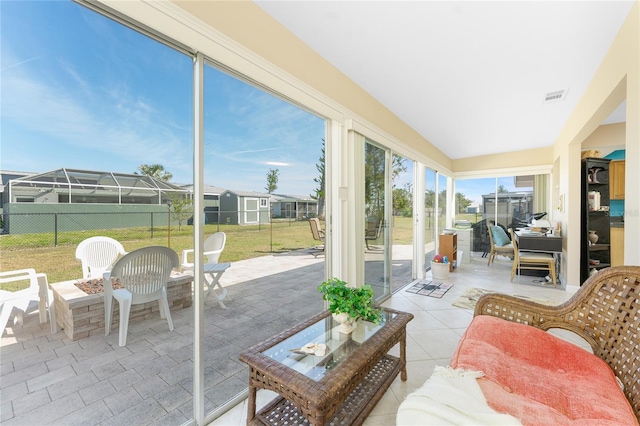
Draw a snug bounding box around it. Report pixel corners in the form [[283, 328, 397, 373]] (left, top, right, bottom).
[[452, 287, 558, 310], [405, 280, 453, 298]]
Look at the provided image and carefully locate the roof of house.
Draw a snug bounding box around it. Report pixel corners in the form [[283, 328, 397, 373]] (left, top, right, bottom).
[[221, 189, 270, 198], [271, 193, 317, 202], [8, 168, 184, 190], [179, 184, 227, 195]]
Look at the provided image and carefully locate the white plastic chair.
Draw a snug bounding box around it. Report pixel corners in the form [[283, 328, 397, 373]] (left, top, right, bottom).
[[181, 232, 227, 271], [104, 246, 178, 346], [0, 269, 57, 336], [76, 236, 127, 280]]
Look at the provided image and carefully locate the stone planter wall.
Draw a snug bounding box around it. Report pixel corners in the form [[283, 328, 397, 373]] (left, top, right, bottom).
[[51, 273, 193, 341]]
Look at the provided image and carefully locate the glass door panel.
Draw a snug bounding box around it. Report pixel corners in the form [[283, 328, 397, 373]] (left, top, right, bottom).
[[391, 156, 414, 290], [424, 168, 437, 271], [203, 62, 326, 420], [364, 140, 390, 302]]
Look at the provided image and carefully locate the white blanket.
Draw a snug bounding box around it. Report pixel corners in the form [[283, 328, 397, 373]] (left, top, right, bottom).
[[396, 366, 522, 426]]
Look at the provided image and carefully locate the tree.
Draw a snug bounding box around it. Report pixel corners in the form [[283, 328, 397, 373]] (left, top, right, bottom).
[[498, 184, 508, 193], [391, 155, 407, 185], [424, 188, 448, 216], [265, 168, 279, 194], [364, 144, 385, 217], [455, 192, 472, 213], [311, 139, 326, 219], [169, 195, 193, 231], [393, 182, 413, 216], [424, 189, 436, 208], [364, 146, 407, 217], [135, 164, 173, 182]]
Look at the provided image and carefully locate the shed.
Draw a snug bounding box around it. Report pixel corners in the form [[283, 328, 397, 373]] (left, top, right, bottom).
[[219, 190, 271, 225]]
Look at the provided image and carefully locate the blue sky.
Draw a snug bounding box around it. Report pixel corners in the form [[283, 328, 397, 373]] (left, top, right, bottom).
[[1, 1, 523, 204], [1, 1, 325, 196]]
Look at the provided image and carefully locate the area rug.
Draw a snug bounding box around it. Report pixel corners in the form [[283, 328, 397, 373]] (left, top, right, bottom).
[[452, 287, 558, 310], [405, 280, 453, 298]]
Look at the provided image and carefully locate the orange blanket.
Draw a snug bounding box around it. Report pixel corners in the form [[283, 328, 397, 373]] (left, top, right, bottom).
[[451, 316, 638, 425]]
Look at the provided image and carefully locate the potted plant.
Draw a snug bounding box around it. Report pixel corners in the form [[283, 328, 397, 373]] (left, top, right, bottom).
[[318, 278, 383, 334]]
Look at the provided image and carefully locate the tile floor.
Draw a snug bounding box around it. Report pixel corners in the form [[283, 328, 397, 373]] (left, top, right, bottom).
[[212, 256, 583, 425], [1, 252, 583, 425]]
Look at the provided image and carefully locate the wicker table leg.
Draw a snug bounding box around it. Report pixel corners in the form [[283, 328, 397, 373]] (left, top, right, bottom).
[[247, 385, 257, 424], [400, 331, 408, 381]]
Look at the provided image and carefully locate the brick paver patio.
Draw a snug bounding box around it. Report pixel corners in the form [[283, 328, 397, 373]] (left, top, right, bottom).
[[1, 250, 327, 425]]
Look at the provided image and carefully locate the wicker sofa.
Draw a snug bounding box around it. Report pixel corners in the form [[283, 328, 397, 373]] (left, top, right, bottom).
[[401, 266, 640, 425]]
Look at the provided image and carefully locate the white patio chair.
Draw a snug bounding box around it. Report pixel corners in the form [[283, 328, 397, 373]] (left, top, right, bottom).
[[76, 236, 127, 280], [0, 269, 57, 336], [182, 232, 229, 306], [181, 232, 227, 271], [104, 246, 178, 346]]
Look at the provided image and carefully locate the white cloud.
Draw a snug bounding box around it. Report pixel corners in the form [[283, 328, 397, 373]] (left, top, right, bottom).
[[1, 50, 193, 180]]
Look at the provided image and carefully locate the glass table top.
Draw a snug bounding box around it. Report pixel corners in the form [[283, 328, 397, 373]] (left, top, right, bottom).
[[261, 311, 396, 381]]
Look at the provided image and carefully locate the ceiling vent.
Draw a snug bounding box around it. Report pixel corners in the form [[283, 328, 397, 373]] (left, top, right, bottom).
[[543, 89, 568, 104]]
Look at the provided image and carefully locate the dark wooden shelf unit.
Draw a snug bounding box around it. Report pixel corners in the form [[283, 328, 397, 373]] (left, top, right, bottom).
[[580, 157, 611, 284]]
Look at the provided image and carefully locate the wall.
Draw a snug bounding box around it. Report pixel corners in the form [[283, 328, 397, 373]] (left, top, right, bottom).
[[553, 2, 639, 283], [582, 122, 626, 152], [452, 146, 553, 173]]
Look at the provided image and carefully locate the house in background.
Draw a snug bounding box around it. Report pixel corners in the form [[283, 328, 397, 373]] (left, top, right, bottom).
[[2, 168, 318, 230], [0, 170, 33, 214], [270, 193, 318, 219], [180, 184, 226, 224], [0, 168, 187, 234]]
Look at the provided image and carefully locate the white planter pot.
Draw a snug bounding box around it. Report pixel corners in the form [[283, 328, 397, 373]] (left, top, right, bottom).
[[332, 312, 356, 334]]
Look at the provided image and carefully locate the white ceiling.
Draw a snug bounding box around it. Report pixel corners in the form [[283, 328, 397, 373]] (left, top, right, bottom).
[[255, 1, 632, 160]]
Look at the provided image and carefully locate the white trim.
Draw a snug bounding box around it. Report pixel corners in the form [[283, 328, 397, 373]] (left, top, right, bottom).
[[345, 118, 453, 177], [413, 163, 426, 279], [454, 165, 553, 179], [192, 51, 205, 426], [244, 197, 260, 224]]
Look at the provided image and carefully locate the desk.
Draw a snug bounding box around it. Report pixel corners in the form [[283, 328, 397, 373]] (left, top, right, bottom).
[[203, 262, 230, 308], [516, 234, 562, 253], [515, 232, 562, 286]]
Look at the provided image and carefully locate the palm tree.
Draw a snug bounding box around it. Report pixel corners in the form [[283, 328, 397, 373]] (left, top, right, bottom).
[[135, 164, 173, 181]]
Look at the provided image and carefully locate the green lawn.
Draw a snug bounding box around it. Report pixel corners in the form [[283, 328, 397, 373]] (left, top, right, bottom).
[[1, 214, 461, 288], [0, 220, 322, 285]]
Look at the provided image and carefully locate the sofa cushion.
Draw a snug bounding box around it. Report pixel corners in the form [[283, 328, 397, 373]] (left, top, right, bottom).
[[450, 315, 637, 425]]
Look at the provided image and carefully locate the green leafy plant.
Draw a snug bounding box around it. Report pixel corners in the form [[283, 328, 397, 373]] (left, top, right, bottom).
[[318, 278, 383, 324]]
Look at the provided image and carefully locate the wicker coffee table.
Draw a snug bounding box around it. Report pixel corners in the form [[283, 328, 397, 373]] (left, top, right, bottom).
[[239, 307, 413, 425]]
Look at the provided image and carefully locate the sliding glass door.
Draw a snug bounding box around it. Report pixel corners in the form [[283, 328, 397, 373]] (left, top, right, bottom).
[[364, 140, 391, 301], [391, 156, 414, 290]]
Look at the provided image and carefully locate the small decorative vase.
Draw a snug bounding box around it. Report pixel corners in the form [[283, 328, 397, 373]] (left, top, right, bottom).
[[332, 312, 356, 334], [589, 167, 604, 184], [588, 230, 599, 245]]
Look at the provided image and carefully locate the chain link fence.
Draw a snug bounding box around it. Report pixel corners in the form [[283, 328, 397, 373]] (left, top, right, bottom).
[[0, 210, 321, 283], [0, 210, 310, 247]]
